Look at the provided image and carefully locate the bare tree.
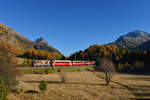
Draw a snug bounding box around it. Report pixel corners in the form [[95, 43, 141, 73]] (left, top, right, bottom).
[[99, 57, 115, 85], [60, 74, 67, 83]]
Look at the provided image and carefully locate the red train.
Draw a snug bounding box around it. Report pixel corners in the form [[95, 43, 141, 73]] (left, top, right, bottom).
[[33, 60, 95, 67], [52, 60, 72, 66], [71, 61, 95, 66]]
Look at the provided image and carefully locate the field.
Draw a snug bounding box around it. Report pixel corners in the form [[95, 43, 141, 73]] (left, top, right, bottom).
[[8, 66, 150, 100], [21, 66, 94, 74]]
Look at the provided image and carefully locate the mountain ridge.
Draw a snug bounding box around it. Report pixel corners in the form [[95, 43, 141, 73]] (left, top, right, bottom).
[[136, 40, 150, 50], [33, 37, 58, 52], [113, 30, 150, 49], [2, 22, 150, 56], [0, 23, 60, 54]]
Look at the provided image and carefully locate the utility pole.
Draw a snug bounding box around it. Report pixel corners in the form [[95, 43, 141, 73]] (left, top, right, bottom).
[[75, 54, 76, 61], [54, 49, 55, 60], [52, 49, 56, 68], [88, 52, 89, 66]]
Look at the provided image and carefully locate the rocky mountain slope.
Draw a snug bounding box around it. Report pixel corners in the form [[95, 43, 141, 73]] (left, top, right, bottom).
[[114, 30, 150, 49], [136, 40, 150, 50], [33, 37, 58, 52], [0, 23, 33, 49], [0, 23, 60, 53]]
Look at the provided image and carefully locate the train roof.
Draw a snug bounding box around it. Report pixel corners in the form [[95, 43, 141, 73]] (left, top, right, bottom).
[[53, 60, 72, 62], [34, 60, 49, 61], [72, 60, 95, 62]]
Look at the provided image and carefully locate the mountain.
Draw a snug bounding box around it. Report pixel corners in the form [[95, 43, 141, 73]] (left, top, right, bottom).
[[0, 23, 61, 54], [114, 30, 150, 49], [33, 37, 57, 52], [136, 40, 150, 50], [0, 23, 33, 49]]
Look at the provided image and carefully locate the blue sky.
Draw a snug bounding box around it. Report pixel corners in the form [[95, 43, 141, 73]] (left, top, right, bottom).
[[0, 0, 150, 56]]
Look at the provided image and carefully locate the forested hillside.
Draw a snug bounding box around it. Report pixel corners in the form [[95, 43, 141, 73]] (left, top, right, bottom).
[[69, 44, 150, 73], [0, 23, 63, 59]]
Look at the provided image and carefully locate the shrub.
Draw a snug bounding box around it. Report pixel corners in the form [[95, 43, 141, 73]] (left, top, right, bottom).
[[39, 81, 48, 93], [19, 87, 24, 95], [60, 74, 67, 83], [77, 69, 81, 71], [0, 80, 9, 100], [58, 69, 61, 72], [44, 68, 49, 75]]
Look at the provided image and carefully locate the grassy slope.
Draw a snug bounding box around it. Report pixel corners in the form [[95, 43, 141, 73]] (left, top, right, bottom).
[[11, 58, 150, 99], [9, 71, 150, 100], [8, 71, 141, 100], [21, 65, 94, 74]]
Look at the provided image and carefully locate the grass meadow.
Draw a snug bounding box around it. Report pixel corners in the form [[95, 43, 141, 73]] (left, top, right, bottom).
[[8, 66, 150, 100]]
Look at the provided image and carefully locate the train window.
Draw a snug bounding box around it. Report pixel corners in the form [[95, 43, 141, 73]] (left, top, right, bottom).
[[55, 62, 70, 64]]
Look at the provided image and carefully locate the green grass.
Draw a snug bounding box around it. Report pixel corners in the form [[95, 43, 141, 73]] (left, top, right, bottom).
[[21, 65, 94, 74]]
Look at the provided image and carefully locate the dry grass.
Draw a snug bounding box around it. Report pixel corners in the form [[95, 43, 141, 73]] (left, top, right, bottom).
[[8, 71, 150, 100], [14, 57, 24, 64]]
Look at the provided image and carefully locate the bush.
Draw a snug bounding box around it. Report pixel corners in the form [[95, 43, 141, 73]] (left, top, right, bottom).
[[11, 85, 24, 95], [60, 74, 67, 83], [0, 80, 9, 100], [39, 81, 48, 93], [77, 69, 81, 71], [44, 68, 49, 75], [19, 87, 24, 95], [58, 69, 61, 72]]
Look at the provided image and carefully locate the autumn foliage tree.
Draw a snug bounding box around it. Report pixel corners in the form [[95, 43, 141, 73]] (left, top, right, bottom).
[[0, 41, 21, 89], [23, 48, 62, 60], [69, 44, 130, 64], [69, 44, 150, 73]]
